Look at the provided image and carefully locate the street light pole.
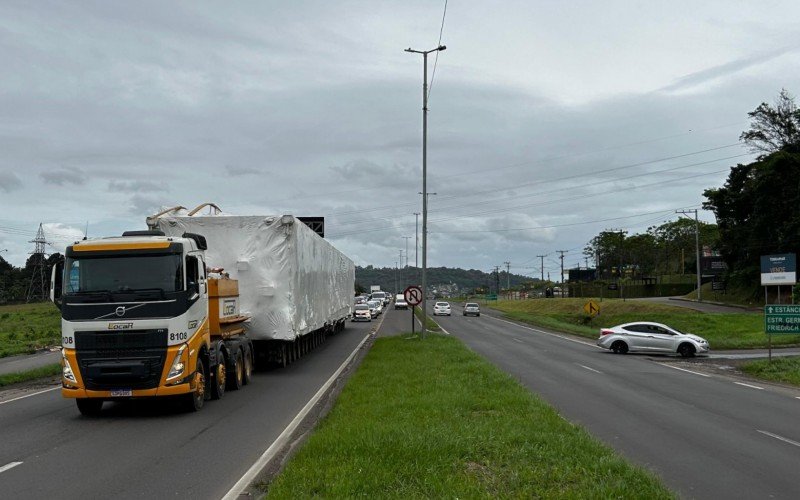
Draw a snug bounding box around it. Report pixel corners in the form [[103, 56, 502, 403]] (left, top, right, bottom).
[[406, 44, 445, 339], [413, 212, 420, 282], [676, 209, 702, 301]]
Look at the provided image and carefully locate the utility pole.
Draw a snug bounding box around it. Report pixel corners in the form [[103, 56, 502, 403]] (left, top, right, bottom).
[[413, 212, 420, 283], [394, 261, 398, 294], [406, 43, 446, 340], [504, 261, 511, 292], [494, 266, 500, 295], [537, 254, 546, 282], [676, 209, 702, 301], [557, 250, 568, 294]]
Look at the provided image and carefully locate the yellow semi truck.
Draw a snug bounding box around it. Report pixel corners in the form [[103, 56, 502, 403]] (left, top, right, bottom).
[[50, 206, 354, 416]]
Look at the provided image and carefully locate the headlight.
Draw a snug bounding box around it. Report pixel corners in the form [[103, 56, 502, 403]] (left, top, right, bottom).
[[62, 350, 77, 384], [167, 344, 187, 380]]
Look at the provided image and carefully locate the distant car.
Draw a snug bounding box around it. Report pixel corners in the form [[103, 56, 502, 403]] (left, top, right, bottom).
[[597, 322, 709, 357], [463, 303, 480, 317], [352, 304, 372, 322], [433, 301, 451, 316], [395, 294, 408, 309], [367, 299, 382, 317]]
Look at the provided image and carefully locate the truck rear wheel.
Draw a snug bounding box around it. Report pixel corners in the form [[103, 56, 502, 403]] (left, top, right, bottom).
[[227, 349, 243, 391], [210, 350, 226, 400], [242, 346, 253, 385], [184, 358, 205, 412], [76, 398, 103, 417]]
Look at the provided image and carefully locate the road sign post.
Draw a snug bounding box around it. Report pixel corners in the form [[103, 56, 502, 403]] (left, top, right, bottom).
[[583, 299, 600, 317], [404, 285, 423, 339]]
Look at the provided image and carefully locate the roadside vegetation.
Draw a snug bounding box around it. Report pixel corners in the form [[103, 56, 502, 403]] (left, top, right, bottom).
[[413, 305, 441, 332], [262, 335, 671, 498], [0, 302, 61, 357], [741, 357, 800, 387], [487, 298, 800, 350], [0, 363, 60, 388]]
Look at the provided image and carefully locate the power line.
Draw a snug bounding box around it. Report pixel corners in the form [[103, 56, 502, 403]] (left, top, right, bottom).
[[427, 0, 448, 101]]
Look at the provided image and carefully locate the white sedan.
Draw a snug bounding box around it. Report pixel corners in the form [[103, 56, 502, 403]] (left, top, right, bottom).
[[597, 322, 709, 357], [433, 302, 451, 316]]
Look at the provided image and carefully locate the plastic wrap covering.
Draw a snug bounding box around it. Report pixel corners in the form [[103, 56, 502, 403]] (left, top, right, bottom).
[[153, 214, 355, 341]]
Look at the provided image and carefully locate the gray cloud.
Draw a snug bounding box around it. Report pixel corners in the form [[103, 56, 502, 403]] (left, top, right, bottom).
[[225, 165, 262, 176], [108, 180, 169, 192], [0, 172, 23, 192], [659, 45, 800, 93], [40, 168, 85, 186]]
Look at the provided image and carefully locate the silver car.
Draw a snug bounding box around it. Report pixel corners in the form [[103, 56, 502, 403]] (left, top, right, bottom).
[[597, 322, 709, 357], [463, 303, 480, 317]]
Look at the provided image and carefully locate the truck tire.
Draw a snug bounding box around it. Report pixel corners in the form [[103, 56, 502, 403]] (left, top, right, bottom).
[[227, 349, 244, 391], [242, 346, 253, 385], [184, 358, 205, 412], [76, 398, 103, 417], [209, 349, 227, 400]]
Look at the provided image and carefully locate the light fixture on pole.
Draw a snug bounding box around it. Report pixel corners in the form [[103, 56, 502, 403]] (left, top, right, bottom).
[[406, 44, 445, 339]]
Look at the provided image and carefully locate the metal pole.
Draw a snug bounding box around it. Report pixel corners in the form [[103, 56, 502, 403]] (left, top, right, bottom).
[[694, 209, 701, 301], [414, 213, 420, 282], [406, 44, 446, 340], [421, 50, 428, 339]]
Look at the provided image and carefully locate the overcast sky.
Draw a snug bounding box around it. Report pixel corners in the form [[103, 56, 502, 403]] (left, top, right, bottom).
[[1, 1, 799, 280]]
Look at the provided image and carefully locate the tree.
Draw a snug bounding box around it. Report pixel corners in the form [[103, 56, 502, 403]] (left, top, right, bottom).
[[703, 152, 800, 285], [740, 88, 800, 156]]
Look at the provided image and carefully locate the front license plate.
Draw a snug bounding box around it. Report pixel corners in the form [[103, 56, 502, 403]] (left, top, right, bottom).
[[110, 389, 132, 397]]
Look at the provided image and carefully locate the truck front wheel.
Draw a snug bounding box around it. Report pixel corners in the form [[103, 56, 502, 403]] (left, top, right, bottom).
[[184, 358, 205, 412], [76, 398, 103, 417]]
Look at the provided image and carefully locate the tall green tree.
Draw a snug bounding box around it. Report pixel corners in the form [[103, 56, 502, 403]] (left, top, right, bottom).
[[740, 88, 800, 156], [703, 152, 800, 284]]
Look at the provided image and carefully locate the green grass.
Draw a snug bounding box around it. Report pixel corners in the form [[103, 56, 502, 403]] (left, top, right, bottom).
[[262, 335, 671, 498], [0, 302, 61, 357], [488, 298, 800, 350], [0, 363, 61, 387], [413, 305, 441, 332], [741, 357, 800, 386]]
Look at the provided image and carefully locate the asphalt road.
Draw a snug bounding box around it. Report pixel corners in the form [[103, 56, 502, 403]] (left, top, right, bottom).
[[404, 304, 800, 499], [0, 320, 373, 500], [0, 350, 60, 376]]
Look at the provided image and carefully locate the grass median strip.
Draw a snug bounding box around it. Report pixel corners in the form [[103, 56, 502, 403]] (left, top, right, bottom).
[[262, 335, 670, 498], [741, 357, 800, 387], [0, 363, 61, 388]]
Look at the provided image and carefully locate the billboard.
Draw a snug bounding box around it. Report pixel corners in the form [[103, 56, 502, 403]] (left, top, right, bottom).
[[760, 253, 796, 285], [701, 256, 727, 276]]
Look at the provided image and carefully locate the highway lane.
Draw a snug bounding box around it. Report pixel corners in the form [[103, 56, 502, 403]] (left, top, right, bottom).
[[0, 320, 373, 500], [423, 305, 800, 499]]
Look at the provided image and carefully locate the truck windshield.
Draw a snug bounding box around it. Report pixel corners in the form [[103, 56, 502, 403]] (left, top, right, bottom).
[[64, 254, 183, 296]]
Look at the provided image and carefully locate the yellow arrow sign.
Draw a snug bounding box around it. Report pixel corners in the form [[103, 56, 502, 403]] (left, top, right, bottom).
[[584, 300, 600, 317]]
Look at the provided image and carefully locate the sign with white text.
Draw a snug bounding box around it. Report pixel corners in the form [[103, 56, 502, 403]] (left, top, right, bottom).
[[760, 254, 796, 285]]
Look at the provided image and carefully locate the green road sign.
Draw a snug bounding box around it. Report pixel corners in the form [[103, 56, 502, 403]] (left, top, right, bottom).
[[484, 294, 498, 301], [764, 305, 800, 334]]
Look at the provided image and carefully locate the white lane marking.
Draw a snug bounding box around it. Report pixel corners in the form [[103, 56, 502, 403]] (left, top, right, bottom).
[[0, 462, 23, 474], [735, 382, 764, 390], [757, 430, 800, 448], [577, 364, 602, 374], [486, 315, 600, 348], [222, 333, 372, 500], [0, 386, 60, 406], [661, 364, 711, 378], [512, 338, 524, 343]]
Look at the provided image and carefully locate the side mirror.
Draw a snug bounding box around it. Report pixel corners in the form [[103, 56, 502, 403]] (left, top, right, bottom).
[[50, 261, 64, 310]]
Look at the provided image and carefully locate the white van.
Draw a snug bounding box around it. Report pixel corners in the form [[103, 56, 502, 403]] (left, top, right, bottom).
[[394, 294, 408, 309], [371, 291, 387, 305]]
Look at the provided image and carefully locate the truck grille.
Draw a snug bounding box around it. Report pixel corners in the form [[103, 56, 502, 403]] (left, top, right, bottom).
[[75, 330, 167, 390]]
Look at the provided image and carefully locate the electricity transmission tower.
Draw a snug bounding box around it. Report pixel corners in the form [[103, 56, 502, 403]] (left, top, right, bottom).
[[26, 223, 50, 302]]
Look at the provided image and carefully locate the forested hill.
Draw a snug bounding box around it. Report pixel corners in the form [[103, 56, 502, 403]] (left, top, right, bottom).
[[355, 265, 538, 294]]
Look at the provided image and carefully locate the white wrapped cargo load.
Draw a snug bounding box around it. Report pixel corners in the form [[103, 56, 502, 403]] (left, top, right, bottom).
[[153, 213, 354, 341]]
